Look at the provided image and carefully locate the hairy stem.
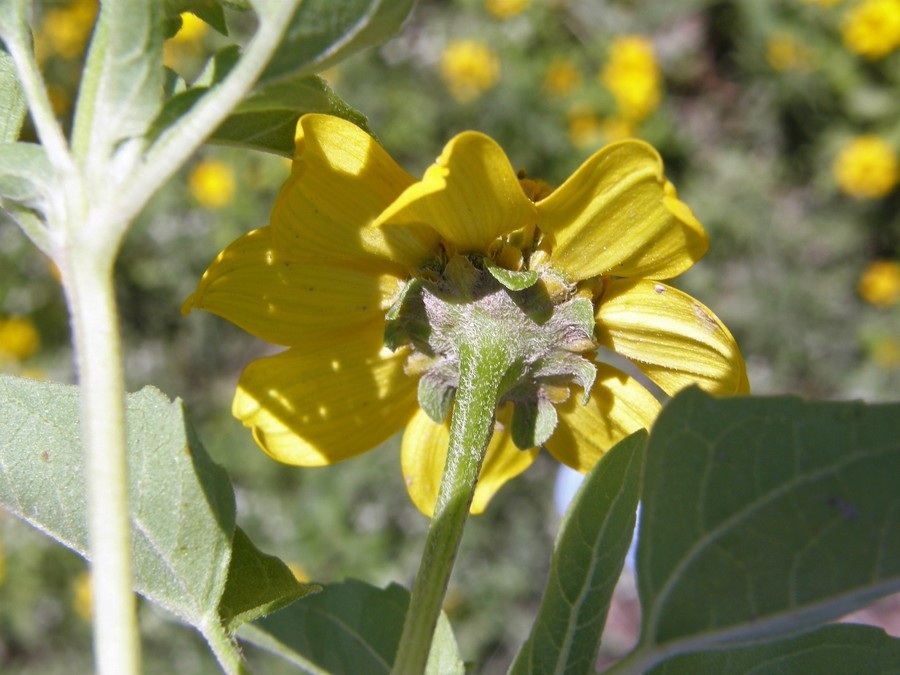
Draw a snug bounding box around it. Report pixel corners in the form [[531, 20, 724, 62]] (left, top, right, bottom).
[[392, 340, 509, 675]]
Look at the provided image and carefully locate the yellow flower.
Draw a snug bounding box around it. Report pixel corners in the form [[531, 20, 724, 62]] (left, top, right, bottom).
[[440, 40, 500, 103], [485, 0, 530, 19], [0, 316, 40, 362], [842, 0, 900, 59], [833, 136, 899, 199], [164, 12, 209, 68], [189, 159, 236, 208], [766, 33, 813, 71], [599, 35, 662, 122], [184, 114, 747, 516], [72, 570, 93, 621], [35, 0, 98, 62], [858, 260, 900, 307], [543, 59, 582, 96]]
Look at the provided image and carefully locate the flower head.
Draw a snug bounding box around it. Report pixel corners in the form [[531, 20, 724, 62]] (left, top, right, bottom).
[[842, 0, 900, 59], [0, 316, 40, 363], [189, 159, 236, 208], [185, 114, 747, 515], [599, 36, 662, 122], [440, 40, 500, 103], [833, 136, 899, 199], [544, 58, 582, 97], [485, 0, 530, 19], [859, 260, 900, 307]]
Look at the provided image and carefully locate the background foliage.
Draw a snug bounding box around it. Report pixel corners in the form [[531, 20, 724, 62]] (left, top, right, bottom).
[[1, 0, 898, 672]]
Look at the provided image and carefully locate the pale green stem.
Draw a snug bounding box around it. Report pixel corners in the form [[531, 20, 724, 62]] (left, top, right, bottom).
[[61, 248, 140, 675], [203, 620, 250, 675], [392, 341, 510, 675]]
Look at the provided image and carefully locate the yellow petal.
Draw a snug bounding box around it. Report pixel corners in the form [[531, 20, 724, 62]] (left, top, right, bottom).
[[273, 114, 440, 268], [183, 227, 404, 347], [546, 364, 660, 472], [375, 132, 538, 254], [537, 140, 708, 281], [595, 279, 749, 396], [232, 330, 419, 466], [402, 405, 539, 517]]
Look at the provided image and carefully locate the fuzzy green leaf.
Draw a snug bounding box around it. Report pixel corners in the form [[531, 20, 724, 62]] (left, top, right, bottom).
[[511, 396, 558, 449], [238, 579, 464, 674], [485, 259, 540, 290], [649, 624, 900, 674], [259, 0, 416, 84], [509, 431, 646, 675], [418, 371, 455, 425], [210, 75, 370, 156], [0, 47, 26, 143], [0, 376, 307, 659], [629, 388, 900, 669], [219, 527, 319, 631], [71, 0, 165, 161]]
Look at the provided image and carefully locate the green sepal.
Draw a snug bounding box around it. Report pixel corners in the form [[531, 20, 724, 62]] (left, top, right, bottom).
[[535, 351, 597, 405], [484, 258, 539, 291], [417, 371, 455, 425], [511, 395, 558, 449], [553, 297, 596, 350]]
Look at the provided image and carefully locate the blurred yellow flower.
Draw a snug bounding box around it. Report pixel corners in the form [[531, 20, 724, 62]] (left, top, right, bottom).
[[543, 59, 582, 96], [440, 40, 500, 103], [164, 12, 209, 68], [766, 33, 813, 71], [858, 260, 900, 307], [872, 338, 900, 369], [567, 109, 603, 148], [189, 159, 236, 208], [72, 570, 93, 621], [35, 0, 98, 62], [599, 36, 662, 121], [0, 316, 40, 362], [842, 0, 900, 59], [802, 0, 843, 6], [485, 0, 530, 19], [185, 114, 746, 516], [833, 136, 899, 199]]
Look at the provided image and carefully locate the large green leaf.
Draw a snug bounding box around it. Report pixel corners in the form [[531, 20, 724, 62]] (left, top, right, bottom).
[[0, 142, 52, 250], [71, 0, 164, 162], [0, 376, 312, 662], [0, 47, 26, 143], [259, 0, 416, 84], [626, 388, 900, 670], [210, 75, 370, 156], [649, 624, 900, 674], [150, 44, 370, 156], [238, 579, 465, 674], [509, 431, 646, 675]]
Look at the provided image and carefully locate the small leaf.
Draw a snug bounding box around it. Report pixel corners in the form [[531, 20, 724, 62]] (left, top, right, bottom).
[[510, 396, 558, 449], [259, 0, 416, 84], [649, 624, 900, 674], [219, 527, 319, 631], [631, 389, 900, 667], [485, 258, 539, 290], [0, 142, 51, 204], [418, 371, 455, 425], [0, 47, 26, 143], [238, 579, 465, 674], [509, 431, 646, 675]]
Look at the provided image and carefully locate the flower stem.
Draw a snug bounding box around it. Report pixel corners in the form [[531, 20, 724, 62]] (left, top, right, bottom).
[[392, 338, 509, 675], [61, 250, 140, 675]]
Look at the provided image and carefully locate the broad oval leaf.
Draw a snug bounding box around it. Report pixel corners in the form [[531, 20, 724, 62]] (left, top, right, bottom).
[[633, 388, 900, 664], [509, 431, 646, 675], [238, 578, 465, 675], [0, 47, 26, 143], [649, 624, 900, 674]]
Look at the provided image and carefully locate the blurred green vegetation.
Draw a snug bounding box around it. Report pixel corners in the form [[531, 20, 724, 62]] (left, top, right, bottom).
[[1, 0, 898, 672]]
